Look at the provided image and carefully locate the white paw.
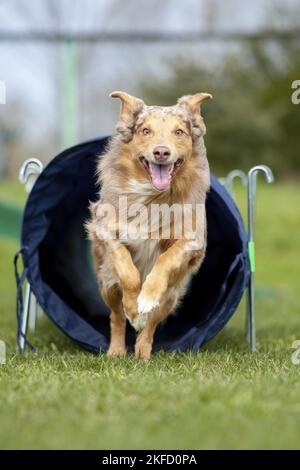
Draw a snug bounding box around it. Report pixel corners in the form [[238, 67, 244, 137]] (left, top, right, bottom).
[[137, 294, 159, 315], [131, 312, 148, 332], [123, 309, 146, 332]]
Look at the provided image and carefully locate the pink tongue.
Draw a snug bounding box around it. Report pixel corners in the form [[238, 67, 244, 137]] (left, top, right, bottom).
[[149, 163, 172, 190]]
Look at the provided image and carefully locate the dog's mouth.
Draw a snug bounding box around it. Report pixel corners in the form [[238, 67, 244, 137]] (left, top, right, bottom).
[[139, 157, 184, 191]]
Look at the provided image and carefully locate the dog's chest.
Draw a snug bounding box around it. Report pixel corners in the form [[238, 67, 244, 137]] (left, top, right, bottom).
[[127, 239, 161, 282]]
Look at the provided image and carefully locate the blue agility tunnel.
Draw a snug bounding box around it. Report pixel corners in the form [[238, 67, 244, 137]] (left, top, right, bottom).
[[19, 137, 250, 353]]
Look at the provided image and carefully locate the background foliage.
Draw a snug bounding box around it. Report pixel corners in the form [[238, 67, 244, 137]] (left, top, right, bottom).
[[140, 41, 300, 177]]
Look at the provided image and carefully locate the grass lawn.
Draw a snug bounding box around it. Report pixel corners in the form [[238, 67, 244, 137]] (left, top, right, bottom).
[[0, 181, 299, 450]]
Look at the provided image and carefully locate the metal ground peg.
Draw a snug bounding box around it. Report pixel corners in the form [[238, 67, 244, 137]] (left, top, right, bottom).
[[18, 158, 44, 352], [247, 165, 274, 352], [225, 169, 247, 200]]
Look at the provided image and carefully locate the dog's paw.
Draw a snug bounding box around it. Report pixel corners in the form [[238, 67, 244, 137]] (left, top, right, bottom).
[[131, 311, 149, 332], [122, 308, 143, 332], [122, 288, 140, 322], [107, 345, 126, 357], [137, 293, 160, 315], [127, 294, 160, 332], [135, 338, 152, 361]]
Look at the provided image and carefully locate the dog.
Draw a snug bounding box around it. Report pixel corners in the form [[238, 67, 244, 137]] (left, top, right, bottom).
[[86, 90, 212, 360]]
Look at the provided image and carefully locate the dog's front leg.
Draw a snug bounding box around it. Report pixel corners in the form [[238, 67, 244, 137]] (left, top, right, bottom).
[[135, 293, 178, 360], [104, 239, 141, 323], [135, 237, 205, 331]]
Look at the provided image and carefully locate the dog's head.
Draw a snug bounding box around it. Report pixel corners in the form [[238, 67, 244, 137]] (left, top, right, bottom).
[[111, 91, 212, 192]]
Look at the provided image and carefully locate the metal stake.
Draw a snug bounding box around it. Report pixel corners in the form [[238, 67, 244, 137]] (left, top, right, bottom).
[[225, 169, 247, 199], [18, 158, 44, 352], [247, 165, 274, 352], [19, 158, 43, 192], [18, 282, 31, 352], [28, 293, 38, 332]]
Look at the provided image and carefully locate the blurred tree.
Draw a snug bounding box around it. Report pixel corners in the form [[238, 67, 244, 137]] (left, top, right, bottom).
[[139, 41, 300, 177], [251, 40, 300, 175]]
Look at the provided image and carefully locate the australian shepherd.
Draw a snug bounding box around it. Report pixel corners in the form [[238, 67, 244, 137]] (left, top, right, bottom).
[[87, 91, 212, 360]]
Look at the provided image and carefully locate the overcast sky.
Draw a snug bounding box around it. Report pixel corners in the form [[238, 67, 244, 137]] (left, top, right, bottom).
[[0, 0, 299, 160]]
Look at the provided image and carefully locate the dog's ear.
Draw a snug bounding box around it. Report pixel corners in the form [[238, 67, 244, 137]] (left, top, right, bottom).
[[177, 93, 212, 116], [110, 91, 144, 123], [110, 91, 144, 141], [178, 93, 212, 140]]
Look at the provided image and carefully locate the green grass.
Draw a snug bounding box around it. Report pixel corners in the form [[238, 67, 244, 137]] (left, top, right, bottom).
[[0, 181, 300, 450], [0, 180, 27, 205]]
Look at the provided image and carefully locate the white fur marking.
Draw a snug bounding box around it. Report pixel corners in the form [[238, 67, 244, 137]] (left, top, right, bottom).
[[131, 312, 148, 332], [128, 179, 157, 196], [130, 294, 160, 332], [137, 293, 159, 315], [124, 308, 148, 332]]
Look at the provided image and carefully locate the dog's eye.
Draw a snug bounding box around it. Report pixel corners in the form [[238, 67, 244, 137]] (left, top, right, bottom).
[[142, 128, 151, 136], [175, 129, 184, 136]]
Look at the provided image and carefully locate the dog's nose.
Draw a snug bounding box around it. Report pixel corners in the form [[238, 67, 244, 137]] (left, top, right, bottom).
[[153, 146, 171, 162]]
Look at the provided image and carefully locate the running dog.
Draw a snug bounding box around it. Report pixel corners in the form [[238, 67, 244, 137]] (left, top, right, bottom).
[[87, 90, 212, 360]]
